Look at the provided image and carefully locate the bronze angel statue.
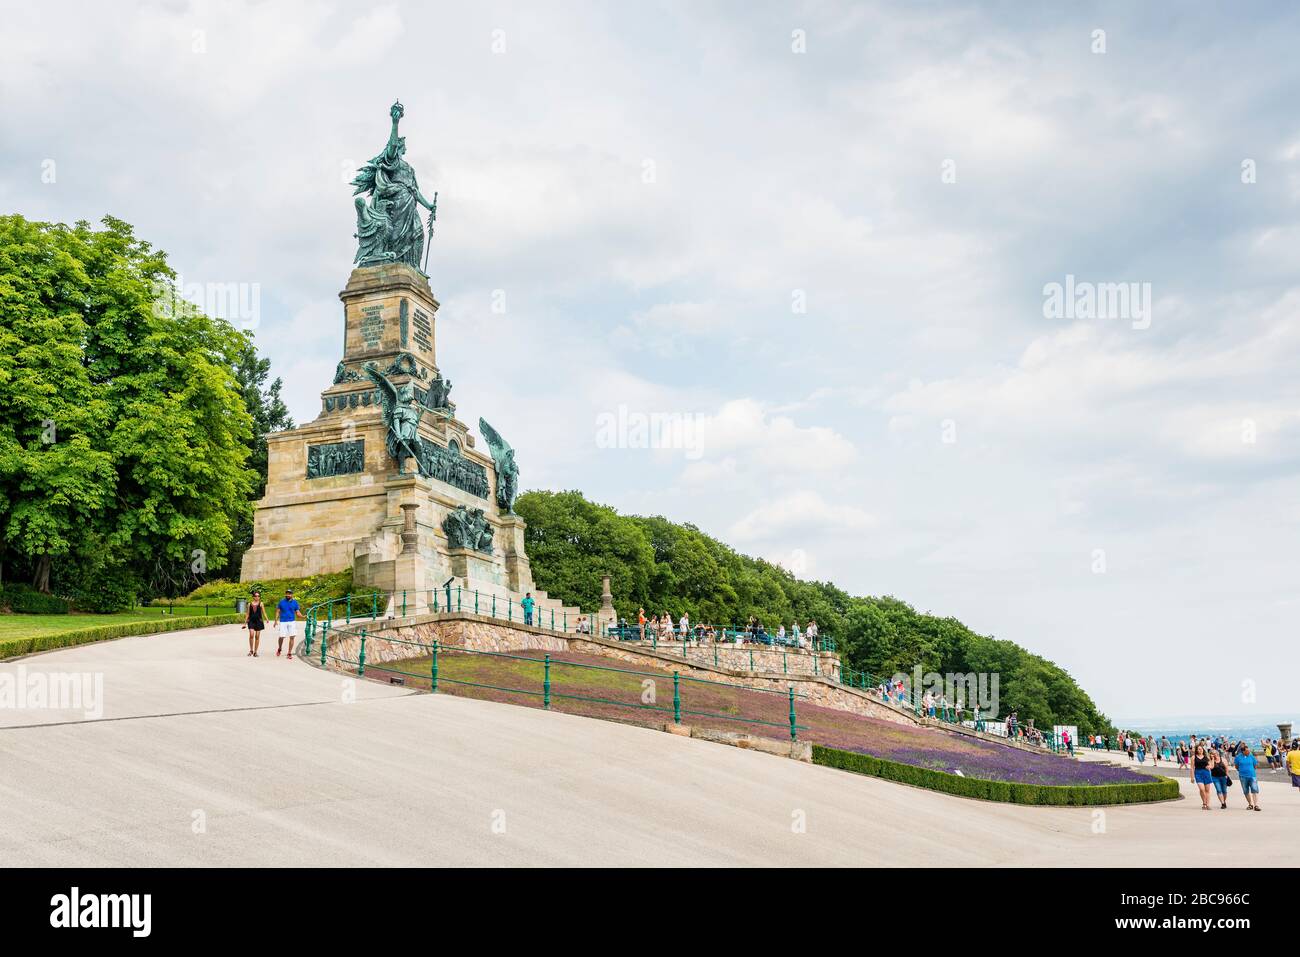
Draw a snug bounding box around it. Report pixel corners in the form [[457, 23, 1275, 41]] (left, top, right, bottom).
[[351, 100, 438, 270], [478, 418, 519, 513], [366, 363, 423, 474]]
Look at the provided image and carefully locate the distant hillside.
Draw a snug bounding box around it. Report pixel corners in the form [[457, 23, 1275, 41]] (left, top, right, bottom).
[[517, 490, 1114, 736]]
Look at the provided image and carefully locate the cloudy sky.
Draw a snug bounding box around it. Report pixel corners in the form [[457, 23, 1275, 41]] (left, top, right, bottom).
[[3, 1, 1298, 721]]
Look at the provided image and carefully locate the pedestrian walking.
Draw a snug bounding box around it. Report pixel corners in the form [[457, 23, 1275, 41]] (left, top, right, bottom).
[[243, 590, 266, 657], [276, 589, 302, 659]]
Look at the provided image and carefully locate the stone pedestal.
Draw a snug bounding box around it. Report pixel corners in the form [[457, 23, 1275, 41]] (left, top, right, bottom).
[[448, 546, 493, 582], [598, 574, 617, 632], [338, 262, 439, 379], [496, 514, 533, 593]]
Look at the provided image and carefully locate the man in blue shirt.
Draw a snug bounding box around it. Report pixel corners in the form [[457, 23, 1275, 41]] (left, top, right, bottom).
[[276, 589, 302, 658], [1233, 742, 1261, 811], [521, 592, 535, 626]]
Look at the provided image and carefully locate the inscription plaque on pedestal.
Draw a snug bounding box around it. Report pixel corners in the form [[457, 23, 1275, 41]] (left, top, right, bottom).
[[360, 305, 385, 349]]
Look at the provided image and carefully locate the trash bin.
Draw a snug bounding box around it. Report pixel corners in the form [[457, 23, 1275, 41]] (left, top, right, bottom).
[[235, 598, 247, 614]]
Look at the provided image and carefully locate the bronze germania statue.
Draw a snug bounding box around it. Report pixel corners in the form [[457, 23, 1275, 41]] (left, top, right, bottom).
[[351, 100, 438, 271]]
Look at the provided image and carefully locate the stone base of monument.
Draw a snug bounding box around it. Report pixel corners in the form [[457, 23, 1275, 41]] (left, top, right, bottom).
[[240, 262, 580, 626]]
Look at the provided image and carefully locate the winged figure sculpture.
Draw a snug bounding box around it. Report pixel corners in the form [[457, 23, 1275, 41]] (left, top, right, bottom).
[[365, 363, 424, 474], [478, 417, 519, 513]]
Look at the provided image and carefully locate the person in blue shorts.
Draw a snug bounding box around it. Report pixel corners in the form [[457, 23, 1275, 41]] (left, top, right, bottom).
[[1209, 749, 1229, 808], [1191, 745, 1213, 810], [1233, 742, 1261, 811]]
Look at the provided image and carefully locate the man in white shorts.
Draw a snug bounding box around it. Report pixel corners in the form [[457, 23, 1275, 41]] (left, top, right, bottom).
[[276, 588, 302, 658]]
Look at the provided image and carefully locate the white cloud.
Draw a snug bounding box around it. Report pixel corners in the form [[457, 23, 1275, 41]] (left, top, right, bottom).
[[730, 491, 875, 543], [696, 399, 857, 472]]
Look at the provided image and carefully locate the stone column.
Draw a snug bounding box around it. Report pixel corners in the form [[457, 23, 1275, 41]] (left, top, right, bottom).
[[1279, 722, 1293, 749], [400, 502, 419, 553], [597, 574, 616, 634]]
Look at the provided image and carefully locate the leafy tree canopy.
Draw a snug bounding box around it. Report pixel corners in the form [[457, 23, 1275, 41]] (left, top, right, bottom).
[[0, 214, 256, 601]]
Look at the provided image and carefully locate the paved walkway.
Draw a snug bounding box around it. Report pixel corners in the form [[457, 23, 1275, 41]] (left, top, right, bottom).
[[1, 624, 1294, 866]]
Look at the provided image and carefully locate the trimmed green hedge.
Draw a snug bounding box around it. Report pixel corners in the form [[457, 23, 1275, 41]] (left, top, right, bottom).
[[1, 584, 70, 615], [0, 614, 243, 660], [811, 744, 1181, 806]]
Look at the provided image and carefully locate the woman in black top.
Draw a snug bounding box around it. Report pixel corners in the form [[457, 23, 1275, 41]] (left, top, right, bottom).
[[1192, 745, 1213, 809], [1209, 749, 1230, 809], [244, 590, 265, 657]]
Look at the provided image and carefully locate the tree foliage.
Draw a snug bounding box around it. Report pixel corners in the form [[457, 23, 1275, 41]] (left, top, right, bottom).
[[518, 489, 1114, 734], [0, 214, 256, 603]]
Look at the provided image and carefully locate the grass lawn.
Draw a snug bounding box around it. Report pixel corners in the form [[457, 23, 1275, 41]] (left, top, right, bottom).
[[0, 604, 237, 640]]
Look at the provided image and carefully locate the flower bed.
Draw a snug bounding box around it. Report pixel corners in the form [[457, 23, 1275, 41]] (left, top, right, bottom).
[[810, 710, 1151, 785], [812, 745, 1181, 805]]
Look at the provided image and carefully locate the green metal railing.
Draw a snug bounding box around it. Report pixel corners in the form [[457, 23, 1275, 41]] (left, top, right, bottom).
[[315, 627, 808, 741], [303, 593, 834, 677], [303, 587, 577, 656]]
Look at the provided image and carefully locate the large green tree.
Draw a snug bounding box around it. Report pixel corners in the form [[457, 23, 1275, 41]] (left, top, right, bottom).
[[0, 214, 256, 601]]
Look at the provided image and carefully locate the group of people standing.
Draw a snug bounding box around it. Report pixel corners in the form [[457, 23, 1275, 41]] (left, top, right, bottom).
[[1091, 731, 1165, 764], [1089, 731, 1184, 765], [241, 589, 302, 658], [1089, 728, 1300, 808], [1188, 739, 1267, 811], [621, 609, 819, 648]]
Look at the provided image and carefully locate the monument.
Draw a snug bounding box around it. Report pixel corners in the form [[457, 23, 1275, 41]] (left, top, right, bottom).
[[241, 101, 573, 621]]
